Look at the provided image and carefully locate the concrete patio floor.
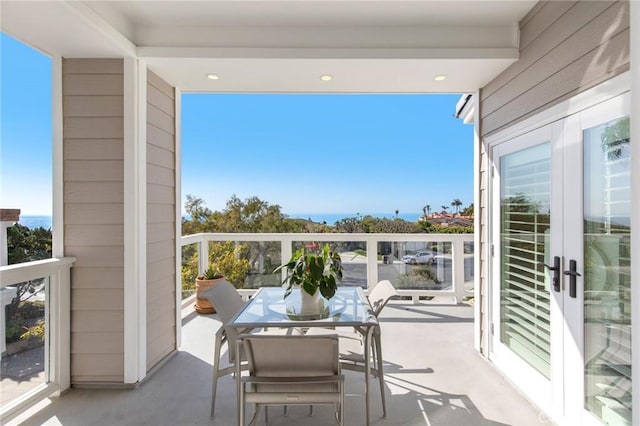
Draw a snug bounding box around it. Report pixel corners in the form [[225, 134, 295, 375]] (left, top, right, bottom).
[[9, 298, 552, 426]]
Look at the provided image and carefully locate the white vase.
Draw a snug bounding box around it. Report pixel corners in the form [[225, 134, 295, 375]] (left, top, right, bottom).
[[300, 289, 322, 316]]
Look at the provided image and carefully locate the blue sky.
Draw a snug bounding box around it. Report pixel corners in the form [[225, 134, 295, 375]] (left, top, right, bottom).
[[2, 32, 474, 217], [182, 94, 473, 216], [1, 33, 53, 215]]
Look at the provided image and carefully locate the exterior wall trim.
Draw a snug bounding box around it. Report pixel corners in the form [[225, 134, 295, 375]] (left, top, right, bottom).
[[174, 88, 182, 349], [123, 57, 147, 383]]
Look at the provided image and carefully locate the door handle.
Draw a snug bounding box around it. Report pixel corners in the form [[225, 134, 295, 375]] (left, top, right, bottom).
[[563, 259, 581, 298], [539, 256, 561, 292]]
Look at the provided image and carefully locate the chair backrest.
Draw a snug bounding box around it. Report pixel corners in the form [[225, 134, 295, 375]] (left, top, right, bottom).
[[239, 334, 341, 393], [201, 280, 245, 361], [367, 280, 398, 317]]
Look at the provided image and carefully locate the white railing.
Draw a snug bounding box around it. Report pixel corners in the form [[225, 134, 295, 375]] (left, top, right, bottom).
[[180, 233, 473, 303], [0, 257, 75, 423]]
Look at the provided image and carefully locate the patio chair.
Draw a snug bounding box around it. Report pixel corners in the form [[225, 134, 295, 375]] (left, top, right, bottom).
[[341, 280, 398, 418], [200, 280, 248, 418], [238, 333, 344, 426]]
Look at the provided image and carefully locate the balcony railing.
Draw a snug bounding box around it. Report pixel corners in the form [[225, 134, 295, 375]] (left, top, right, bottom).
[[180, 233, 474, 303], [0, 257, 75, 423]]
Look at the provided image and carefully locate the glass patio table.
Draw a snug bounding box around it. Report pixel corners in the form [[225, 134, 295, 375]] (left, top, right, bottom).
[[228, 286, 379, 425]]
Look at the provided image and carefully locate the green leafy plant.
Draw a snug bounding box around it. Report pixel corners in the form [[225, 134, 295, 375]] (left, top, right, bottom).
[[198, 267, 223, 280], [275, 243, 343, 300]]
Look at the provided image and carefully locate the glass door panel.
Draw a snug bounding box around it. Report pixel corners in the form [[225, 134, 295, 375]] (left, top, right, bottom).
[[583, 116, 632, 425], [500, 142, 552, 378]]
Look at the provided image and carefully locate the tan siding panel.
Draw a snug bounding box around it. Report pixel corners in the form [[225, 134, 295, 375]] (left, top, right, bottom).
[[147, 337, 174, 369], [147, 344, 175, 371], [63, 74, 124, 96], [72, 267, 123, 289], [72, 288, 123, 310], [148, 104, 175, 135], [72, 332, 124, 354], [72, 310, 124, 332], [65, 182, 123, 203], [66, 245, 124, 268], [147, 163, 174, 187], [147, 124, 174, 151], [147, 204, 175, 224], [71, 354, 123, 376], [64, 160, 123, 182], [148, 301, 175, 331], [64, 117, 124, 139], [65, 224, 124, 246], [72, 354, 123, 378], [483, 2, 629, 115], [147, 222, 175, 244], [147, 70, 174, 99], [64, 95, 123, 117], [147, 240, 175, 263], [482, 1, 615, 100], [63, 59, 123, 74], [147, 144, 174, 169], [483, 29, 629, 135], [65, 139, 124, 160], [147, 84, 175, 117], [147, 258, 176, 284], [65, 203, 123, 225], [72, 375, 123, 383], [147, 183, 174, 205], [519, 1, 576, 51]]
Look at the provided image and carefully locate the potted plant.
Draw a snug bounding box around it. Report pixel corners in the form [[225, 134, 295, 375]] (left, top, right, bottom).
[[274, 243, 343, 316], [194, 267, 224, 314]]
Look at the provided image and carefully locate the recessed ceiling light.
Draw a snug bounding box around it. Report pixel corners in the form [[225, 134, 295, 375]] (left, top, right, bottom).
[[434, 74, 447, 81], [207, 73, 219, 80], [320, 75, 333, 81]]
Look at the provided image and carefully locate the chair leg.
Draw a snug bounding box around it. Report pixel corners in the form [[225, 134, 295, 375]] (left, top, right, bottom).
[[374, 332, 387, 418], [210, 333, 223, 417]]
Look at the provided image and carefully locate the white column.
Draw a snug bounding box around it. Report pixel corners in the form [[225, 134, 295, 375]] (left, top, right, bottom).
[[629, 2, 639, 425], [174, 88, 182, 348], [123, 57, 147, 384]]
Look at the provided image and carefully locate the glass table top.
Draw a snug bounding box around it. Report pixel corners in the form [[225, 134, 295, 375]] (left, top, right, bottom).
[[230, 286, 378, 328]]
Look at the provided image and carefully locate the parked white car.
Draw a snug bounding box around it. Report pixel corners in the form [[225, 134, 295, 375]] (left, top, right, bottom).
[[402, 251, 435, 265]]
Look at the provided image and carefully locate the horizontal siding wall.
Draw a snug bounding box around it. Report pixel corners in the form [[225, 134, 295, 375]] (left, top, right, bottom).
[[477, 0, 630, 353], [146, 70, 177, 370], [63, 58, 125, 384], [481, 0, 630, 136]]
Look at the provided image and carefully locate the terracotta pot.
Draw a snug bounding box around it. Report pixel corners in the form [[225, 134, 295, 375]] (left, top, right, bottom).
[[194, 276, 224, 314]]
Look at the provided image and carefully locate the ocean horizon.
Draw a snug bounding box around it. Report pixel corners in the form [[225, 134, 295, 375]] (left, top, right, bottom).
[[18, 215, 53, 230], [285, 212, 422, 224], [17, 212, 423, 230]]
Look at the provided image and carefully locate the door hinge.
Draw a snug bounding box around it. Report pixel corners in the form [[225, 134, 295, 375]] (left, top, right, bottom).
[[491, 323, 495, 336], [491, 244, 495, 257]]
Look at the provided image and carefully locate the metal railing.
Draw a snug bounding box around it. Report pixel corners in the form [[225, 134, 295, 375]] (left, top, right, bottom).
[[180, 233, 474, 303], [0, 257, 75, 423]]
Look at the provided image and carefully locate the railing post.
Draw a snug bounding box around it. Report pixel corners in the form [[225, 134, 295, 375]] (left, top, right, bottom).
[[280, 235, 293, 284], [453, 237, 466, 304], [198, 235, 209, 275], [366, 237, 378, 291]]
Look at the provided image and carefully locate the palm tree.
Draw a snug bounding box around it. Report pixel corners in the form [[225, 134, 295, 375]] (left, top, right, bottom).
[[395, 209, 399, 219], [422, 205, 427, 218], [441, 205, 449, 214], [451, 198, 463, 214], [426, 204, 431, 216]]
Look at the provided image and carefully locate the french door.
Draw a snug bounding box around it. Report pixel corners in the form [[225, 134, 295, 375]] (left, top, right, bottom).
[[491, 92, 631, 425]]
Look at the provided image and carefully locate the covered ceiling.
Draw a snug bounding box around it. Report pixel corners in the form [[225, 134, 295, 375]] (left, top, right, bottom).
[[1, 0, 537, 93]]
